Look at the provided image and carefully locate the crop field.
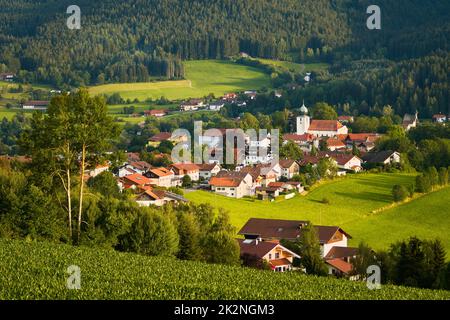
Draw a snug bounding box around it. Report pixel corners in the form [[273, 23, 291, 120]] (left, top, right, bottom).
[[0, 239, 448, 300], [89, 60, 271, 101], [186, 173, 450, 254]]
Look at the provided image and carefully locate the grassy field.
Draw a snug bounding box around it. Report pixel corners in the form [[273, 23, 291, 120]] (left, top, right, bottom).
[[89, 60, 272, 101], [185, 173, 450, 254], [1, 239, 448, 300], [257, 58, 329, 73]]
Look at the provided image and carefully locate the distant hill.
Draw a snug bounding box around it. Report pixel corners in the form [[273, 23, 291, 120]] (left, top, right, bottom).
[[1, 239, 449, 299], [0, 0, 448, 88]]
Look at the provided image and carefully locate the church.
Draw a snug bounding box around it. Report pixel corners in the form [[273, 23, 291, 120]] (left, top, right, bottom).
[[296, 103, 348, 138]]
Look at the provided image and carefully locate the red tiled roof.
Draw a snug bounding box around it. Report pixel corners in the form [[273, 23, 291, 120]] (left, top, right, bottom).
[[148, 167, 173, 177], [309, 120, 343, 132], [270, 258, 292, 267], [170, 163, 200, 171], [145, 109, 166, 116], [210, 176, 244, 187], [326, 138, 346, 148], [283, 133, 314, 142], [326, 258, 353, 274], [325, 246, 359, 260], [124, 173, 152, 186], [197, 163, 219, 171]]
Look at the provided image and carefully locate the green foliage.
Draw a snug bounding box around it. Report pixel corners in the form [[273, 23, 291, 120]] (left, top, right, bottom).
[[1, 239, 449, 300], [182, 175, 192, 188], [311, 102, 337, 120], [119, 209, 179, 257], [280, 140, 303, 160], [392, 185, 408, 202], [87, 172, 122, 199], [297, 223, 328, 276]]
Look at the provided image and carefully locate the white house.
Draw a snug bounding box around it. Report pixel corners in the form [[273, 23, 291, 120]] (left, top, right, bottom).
[[209, 172, 253, 198], [144, 167, 174, 188], [198, 163, 221, 180]]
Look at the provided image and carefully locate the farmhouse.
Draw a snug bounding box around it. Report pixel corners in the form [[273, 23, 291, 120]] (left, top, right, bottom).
[[296, 103, 348, 137], [278, 159, 300, 179], [145, 109, 167, 117], [209, 101, 225, 111], [22, 100, 50, 110], [432, 114, 447, 123], [180, 99, 205, 111], [121, 173, 152, 189], [197, 163, 221, 180], [144, 167, 174, 188], [0, 72, 15, 81], [136, 189, 188, 207], [209, 171, 253, 198], [170, 163, 200, 181], [238, 239, 300, 272], [362, 150, 401, 166], [238, 218, 354, 257], [402, 112, 419, 131]]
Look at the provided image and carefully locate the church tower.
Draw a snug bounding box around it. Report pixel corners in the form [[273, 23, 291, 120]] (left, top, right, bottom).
[[296, 101, 310, 135]]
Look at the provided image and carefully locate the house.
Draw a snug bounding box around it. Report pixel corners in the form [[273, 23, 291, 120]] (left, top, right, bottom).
[[432, 114, 447, 123], [238, 218, 355, 258], [222, 93, 238, 102], [244, 133, 273, 165], [148, 132, 188, 147], [341, 133, 381, 150], [362, 150, 401, 166], [180, 99, 205, 111], [144, 167, 174, 188], [402, 112, 419, 131], [145, 109, 167, 117], [127, 152, 141, 163], [22, 100, 50, 110], [325, 138, 346, 151], [338, 115, 354, 124], [238, 239, 300, 272], [296, 102, 348, 137], [278, 159, 300, 179], [0, 73, 15, 81], [121, 173, 152, 189], [87, 163, 110, 178], [197, 163, 221, 180], [328, 153, 363, 172], [128, 161, 152, 175], [267, 182, 295, 193], [325, 247, 359, 279], [255, 186, 281, 199], [136, 189, 188, 207], [282, 133, 317, 152], [244, 90, 257, 100], [170, 163, 200, 181], [209, 172, 253, 198], [209, 101, 225, 111]]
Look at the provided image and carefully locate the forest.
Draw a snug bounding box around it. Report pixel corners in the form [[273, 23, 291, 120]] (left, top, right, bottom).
[[0, 0, 449, 90]]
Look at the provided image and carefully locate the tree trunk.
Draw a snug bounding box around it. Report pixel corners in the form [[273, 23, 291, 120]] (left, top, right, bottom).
[[67, 167, 72, 240], [77, 144, 86, 244]]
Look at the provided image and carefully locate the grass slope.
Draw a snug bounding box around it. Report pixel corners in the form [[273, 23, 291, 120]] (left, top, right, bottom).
[[0, 239, 448, 300], [257, 58, 329, 73], [186, 173, 450, 253], [89, 60, 271, 101]]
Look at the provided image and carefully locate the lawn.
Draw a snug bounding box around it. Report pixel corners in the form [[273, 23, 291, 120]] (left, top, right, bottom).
[[257, 58, 329, 73], [89, 60, 271, 101], [185, 173, 450, 254]]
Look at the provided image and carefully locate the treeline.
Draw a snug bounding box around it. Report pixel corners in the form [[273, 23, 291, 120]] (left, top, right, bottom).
[[0, 160, 240, 265]]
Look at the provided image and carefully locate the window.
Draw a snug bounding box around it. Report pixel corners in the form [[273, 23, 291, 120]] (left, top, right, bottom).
[[268, 254, 272, 259], [275, 253, 280, 259]]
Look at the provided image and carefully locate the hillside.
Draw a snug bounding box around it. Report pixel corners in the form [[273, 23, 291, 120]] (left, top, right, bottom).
[[89, 60, 271, 101], [186, 174, 450, 254], [1, 0, 449, 87], [0, 239, 448, 300]]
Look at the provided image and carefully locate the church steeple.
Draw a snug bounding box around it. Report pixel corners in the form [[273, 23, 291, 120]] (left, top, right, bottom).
[[300, 100, 308, 115]]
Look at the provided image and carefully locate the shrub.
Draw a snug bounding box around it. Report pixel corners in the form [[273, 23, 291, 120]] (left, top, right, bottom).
[[392, 185, 408, 202]]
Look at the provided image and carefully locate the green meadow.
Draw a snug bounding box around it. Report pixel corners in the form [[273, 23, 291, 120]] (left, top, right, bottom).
[[185, 173, 450, 254], [89, 60, 272, 101], [257, 58, 329, 73]]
